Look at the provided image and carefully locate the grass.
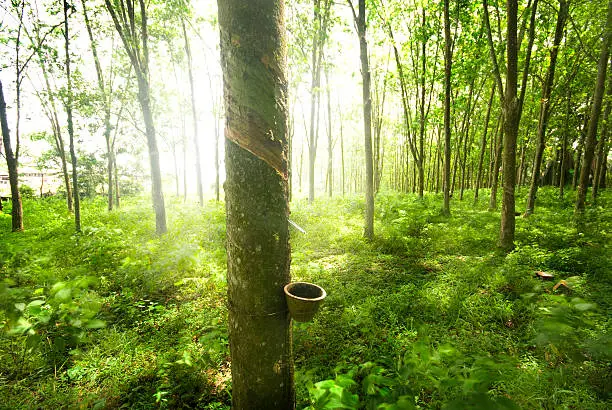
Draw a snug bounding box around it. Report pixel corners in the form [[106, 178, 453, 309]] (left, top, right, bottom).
[[0, 187, 610, 409]]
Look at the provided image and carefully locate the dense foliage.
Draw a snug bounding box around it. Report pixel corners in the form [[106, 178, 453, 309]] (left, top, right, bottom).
[[1, 188, 610, 408]]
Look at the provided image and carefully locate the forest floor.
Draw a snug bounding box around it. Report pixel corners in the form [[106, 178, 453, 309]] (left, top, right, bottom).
[[0, 187, 610, 409]]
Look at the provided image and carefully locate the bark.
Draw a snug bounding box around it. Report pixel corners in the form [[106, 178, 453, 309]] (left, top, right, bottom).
[[499, 0, 519, 250], [0, 80, 24, 232], [576, 0, 612, 212], [349, 0, 375, 239], [218, 1, 294, 408], [64, 0, 81, 233], [182, 19, 204, 206], [524, 0, 568, 216], [442, 0, 452, 215]]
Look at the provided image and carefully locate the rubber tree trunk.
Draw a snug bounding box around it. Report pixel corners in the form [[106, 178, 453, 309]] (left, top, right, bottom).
[[442, 0, 452, 215], [105, 0, 167, 234], [475, 82, 496, 203], [325, 65, 333, 197], [524, 0, 568, 216], [592, 85, 611, 201], [0, 80, 23, 232], [217, 1, 294, 408], [499, 0, 519, 250], [137, 74, 167, 234], [81, 0, 114, 211], [307, 0, 331, 203], [182, 19, 204, 206], [351, 0, 375, 239], [36, 49, 72, 212], [576, 0, 611, 213], [64, 0, 81, 233]]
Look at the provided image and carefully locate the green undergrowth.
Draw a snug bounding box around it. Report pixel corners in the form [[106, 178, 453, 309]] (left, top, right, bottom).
[[0, 187, 610, 409]]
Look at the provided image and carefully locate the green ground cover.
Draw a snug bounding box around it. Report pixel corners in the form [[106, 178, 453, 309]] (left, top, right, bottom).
[[1, 187, 610, 409]]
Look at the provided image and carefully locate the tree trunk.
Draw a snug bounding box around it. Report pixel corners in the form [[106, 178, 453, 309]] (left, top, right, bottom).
[[489, 117, 503, 211], [572, 107, 588, 189], [499, 0, 519, 250], [182, 19, 204, 206], [214, 112, 221, 202], [442, 0, 452, 215], [138, 74, 167, 233], [218, 1, 294, 408], [105, 0, 167, 234], [340, 106, 345, 196], [325, 65, 333, 197], [592, 76, 611, 201], [81, 0, 114, 211], [64, 0, 81, 233], [0, 80, 23, 232], [308, 0, 332, 203], [459, 79, 478, 201], [524, 0, 568, 216], [349, 0, 375, 239], [475, 82, 496, 203], [218, 0, 295, 409], [35, 42, 72, 212], [416, 6, 428, 198], [560, 89, 571, 198], [576, 0, 612, 212]]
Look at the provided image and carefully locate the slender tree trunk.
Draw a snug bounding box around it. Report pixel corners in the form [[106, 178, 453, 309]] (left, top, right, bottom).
[[499, 0, 519, 250], [560, 89, 571, 198], [35, 46, 73, 212], [592, 77, 611, 201], [325, 66, 333, 197], [524, 0, 568, 216], [182, 19, 204, 205], [308, 0, 332, 203], [340, 107, 345, 196], [183, 130, 188, 202], [64, 0, 81, 233], [576, 0, 612, 212], [218, 1, 294, 407], [517, 0, 539, 121], [0, 80, 23, 232], [489, 117, 504, 210], [573, 107, 589, 189], [442, 0, 452, 215], [214, 113, 221, 202], [349, 0, 374, 239], [81, 0, 114, 211], [417, 6, 427, 198], [459, 79, 478, 201], [475, 82, 496, 203], [105, 0, 167, 234]]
